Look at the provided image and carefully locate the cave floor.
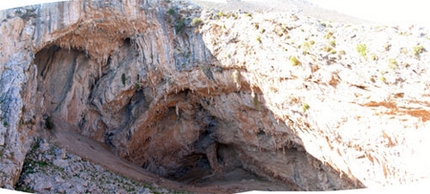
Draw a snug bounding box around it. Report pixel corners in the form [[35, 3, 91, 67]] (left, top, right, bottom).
[[48, 121, 290, 193]]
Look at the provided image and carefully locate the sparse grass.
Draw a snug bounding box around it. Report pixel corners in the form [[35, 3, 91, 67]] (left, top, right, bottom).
[[356, 43, 367, 58]]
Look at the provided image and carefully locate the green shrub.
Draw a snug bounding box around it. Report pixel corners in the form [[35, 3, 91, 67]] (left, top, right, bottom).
[[253, 95, 260, 110], [256, 36, 262, 44], [413, 45, 424, 56], [330, 49, 337, 54], [175, 19, 185, 33], [384, 44, 391, 51], [356, 43, 367, 58], [167, 8, 174, 15], [324, 31, 333, 39], [190, 18, 203, 27], [302, 41, 311, 54], [216, 11, 225, 19], [330, 40, 336, 47], [290, 56, 300, 66], [302, 103, 310, 112], [121, 73, 126, 86], [388, 58, 398, 69], [380, 75, 386, 83]]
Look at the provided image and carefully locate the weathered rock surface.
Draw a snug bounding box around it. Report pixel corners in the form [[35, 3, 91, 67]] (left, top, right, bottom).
[[1, 0, 430, 192]]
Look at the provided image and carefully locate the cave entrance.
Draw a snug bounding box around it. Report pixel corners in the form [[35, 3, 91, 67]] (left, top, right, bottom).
[[121, 88, 284, 188], [31, 34, 362, 191]]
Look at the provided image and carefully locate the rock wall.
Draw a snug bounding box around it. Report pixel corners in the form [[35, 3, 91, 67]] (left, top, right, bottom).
[[1, 0, 429, 191], [199, 9, 430, 188]]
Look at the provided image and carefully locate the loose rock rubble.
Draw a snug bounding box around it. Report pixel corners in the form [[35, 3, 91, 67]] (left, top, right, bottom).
[[15, 139, 169, 194]]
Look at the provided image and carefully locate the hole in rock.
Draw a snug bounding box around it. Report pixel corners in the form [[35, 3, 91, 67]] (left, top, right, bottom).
[[30, 33, 363, 192]]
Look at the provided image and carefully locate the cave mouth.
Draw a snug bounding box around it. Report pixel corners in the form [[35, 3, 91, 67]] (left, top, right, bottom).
[[29, 28, 362, 190]]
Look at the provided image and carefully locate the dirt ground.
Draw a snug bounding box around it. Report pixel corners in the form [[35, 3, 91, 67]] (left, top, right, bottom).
[[48, 118, 289, 193]]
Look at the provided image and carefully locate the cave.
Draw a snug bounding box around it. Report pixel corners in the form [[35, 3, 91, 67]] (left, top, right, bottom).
[[30, 34, 361, 191]]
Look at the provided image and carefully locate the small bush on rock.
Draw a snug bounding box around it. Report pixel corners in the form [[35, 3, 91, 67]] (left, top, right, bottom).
[[191, 18, 203, 27], [356, 43, 367, 58]]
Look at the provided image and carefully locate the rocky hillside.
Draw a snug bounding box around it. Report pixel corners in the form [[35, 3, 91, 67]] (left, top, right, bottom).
[[1, 0, 429, 193]]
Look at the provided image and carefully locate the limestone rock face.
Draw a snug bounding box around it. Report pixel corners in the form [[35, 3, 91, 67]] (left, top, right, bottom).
[[1, 0, 429, 191]]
